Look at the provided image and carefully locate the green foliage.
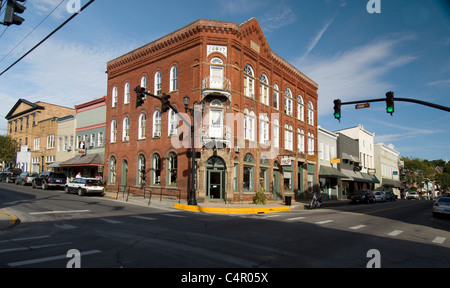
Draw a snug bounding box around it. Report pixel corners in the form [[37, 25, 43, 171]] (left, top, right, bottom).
[[252, 191, 267, 205], [401, 156, 450, 192], [0, 135, 18, 163]]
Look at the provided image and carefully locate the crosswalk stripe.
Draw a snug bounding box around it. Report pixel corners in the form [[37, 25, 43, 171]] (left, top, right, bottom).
[[350, 225, 366, 230], [316, 220, 333, 225], [285, 217, 306, 221], [388, 230, 403, 236], [100, 218, 123, 224], [432, 237, 446, 244], [130, 216, 157, 221]]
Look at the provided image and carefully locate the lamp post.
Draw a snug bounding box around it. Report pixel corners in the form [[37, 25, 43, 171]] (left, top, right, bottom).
[[184, 95, 199, 206]]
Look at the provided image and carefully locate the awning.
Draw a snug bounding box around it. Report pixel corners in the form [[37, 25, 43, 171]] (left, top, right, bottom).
[[319, 165, 347, 178], [47, 162, 61, 168], [59, 154, 104, 167], [361, 172, 380, 184], [382, 178, 403, 188], [340, 169, 367, 182]]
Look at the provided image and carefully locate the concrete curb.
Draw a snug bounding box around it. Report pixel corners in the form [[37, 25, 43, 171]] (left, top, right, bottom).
[[0, 210, 21, 231]]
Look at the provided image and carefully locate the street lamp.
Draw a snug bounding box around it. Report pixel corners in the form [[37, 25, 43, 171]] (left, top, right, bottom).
[[184, 95, 198, 206]]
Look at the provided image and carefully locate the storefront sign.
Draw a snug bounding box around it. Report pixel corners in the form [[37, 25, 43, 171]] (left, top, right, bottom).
[[281, 158, 292, 166]]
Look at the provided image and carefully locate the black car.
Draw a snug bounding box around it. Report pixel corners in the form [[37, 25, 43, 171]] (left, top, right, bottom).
[[32, 171, 67, 190], [15, 172, 39, 186], [350, 189, 375, 204], [0, 168, 23, 183], [384, 190, 397, 201]]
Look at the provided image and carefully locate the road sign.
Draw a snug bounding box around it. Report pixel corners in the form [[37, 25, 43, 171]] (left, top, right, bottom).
[[355, 103, 370, 109]]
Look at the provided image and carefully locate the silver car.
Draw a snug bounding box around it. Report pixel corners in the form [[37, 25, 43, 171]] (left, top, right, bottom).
[[432, 197, 450, 218], [64, 178, 105, 196], [374, 191, 386, 202]]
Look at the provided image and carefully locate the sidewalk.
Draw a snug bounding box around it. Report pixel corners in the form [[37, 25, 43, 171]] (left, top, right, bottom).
[[103, 191, 350, 214]]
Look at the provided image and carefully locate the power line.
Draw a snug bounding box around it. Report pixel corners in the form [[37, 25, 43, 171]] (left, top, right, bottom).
[[0, 0, 95, 78], [0, 0, 65, 65]]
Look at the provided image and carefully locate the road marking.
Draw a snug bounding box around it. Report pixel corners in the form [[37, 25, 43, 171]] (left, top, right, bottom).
[[162, 213, 186, 218], [285, 217, 306, 221], [388, 230, 403, 237], [350, 225, 366, 230], [259, 214, 281, 219], [316, 220, 334, 225], [0, 242, 72, 254], [54, 224, 77, 230], [130, 216, 157, 221], [8, 250, 101, 267], [100, 218, 123, 224], [29, 210, 90, 215], [432, 237, 446, 244]]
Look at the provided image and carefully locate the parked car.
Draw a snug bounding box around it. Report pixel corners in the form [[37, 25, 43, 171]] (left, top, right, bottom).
[[385, 190, 397, 201], [0, 168, 23, 183], [406, 191, 420, 200], [374, 191, 386, 202], [64, 178, 105, 196], [32, 171, 66, 190], [432, 197, 450, 218], [15, 172, 39, 186], [350, 189, 375, 204]]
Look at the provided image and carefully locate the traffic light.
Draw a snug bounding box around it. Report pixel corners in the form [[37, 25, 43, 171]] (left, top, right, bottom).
[[333, 99, 342, 121], [161, 93, 171, 113], [135, 86, 145, 108], [3, 0, 26, 26], [386, 91, 395, 115]]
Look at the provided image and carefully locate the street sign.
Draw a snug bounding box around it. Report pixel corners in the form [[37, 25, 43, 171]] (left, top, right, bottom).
[[355, 103, 370, 109]]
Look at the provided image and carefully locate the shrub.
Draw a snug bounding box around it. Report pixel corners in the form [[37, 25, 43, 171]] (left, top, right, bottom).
[[252, 191, 267, 205]]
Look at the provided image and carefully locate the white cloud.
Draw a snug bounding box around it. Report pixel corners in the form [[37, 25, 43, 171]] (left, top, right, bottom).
[[260, 6, 298, 33], [300, 15, 336, 62], [295, 35, 417, 116]]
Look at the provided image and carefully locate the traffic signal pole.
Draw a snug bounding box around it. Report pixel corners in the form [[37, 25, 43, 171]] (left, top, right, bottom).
[[340, 97, 450, 113]]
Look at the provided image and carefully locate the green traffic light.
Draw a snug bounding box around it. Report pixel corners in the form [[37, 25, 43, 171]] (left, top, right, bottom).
[[334, 112, 340, 119], [387, 106, 394, 113]]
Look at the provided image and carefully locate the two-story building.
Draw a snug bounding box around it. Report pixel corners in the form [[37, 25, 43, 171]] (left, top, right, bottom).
[[105, 18, 319, 203]]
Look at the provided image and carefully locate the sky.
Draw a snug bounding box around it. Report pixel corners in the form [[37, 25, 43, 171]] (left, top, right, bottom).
[[0, 0, 449, 161]]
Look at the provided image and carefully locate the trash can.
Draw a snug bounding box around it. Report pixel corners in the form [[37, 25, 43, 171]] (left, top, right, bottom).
[[285, 196, 292, 206]]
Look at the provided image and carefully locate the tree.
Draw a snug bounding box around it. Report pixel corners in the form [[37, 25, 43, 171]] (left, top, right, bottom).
[[0, 135, 18, 165]]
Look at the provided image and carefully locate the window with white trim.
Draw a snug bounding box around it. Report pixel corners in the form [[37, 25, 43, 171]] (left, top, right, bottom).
[[110, 119, 117, 143], [170, 65, 178, 92], [284, 88, 293, 116], [244, 64, 255, 98], [138, 113, 146, 140], [260, 74, 269, 105], [153, 110, 161, 137], [124, 82, 131, 104], [154, 71, 162, 95], [122, 117, 130, 141]]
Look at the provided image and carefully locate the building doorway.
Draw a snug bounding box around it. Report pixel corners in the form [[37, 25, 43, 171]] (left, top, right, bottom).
[[206, 156, 226, 201]]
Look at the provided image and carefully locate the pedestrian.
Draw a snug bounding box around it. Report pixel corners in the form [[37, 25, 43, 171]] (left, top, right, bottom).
[[76, 172, 81, 178]]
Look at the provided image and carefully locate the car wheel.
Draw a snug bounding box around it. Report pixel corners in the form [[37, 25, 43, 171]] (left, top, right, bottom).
[[64, 186, 70, 194], [42, 182, 47, 190], [6, 177, 11, 183], [77, 188, 84, 196]]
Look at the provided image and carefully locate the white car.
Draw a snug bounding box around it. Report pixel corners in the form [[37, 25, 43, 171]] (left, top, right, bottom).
[[374, 191, 386, 202], [432, 197, 450, 218], [64, 177, 105, 196], [407, 191, 420, 200]]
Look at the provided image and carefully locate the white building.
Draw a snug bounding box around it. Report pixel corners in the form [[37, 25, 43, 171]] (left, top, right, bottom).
[[374, 143, 402, 197]]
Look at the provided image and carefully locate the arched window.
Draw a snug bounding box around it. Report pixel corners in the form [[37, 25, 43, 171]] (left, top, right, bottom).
[[112, 86, 118, 108], [141, 76, 148, 92], [284, 124, 293, 150], [154, 71, 162, 95], [260, 74, 269, 105], [122, 117, 130, 141], [273, 84, 279, 110], [138, 113, 146, 140], [167, 152, 177, 186], [244, 108, 255, 141], [297, 95, 304, 121], [137, 154, 146, 186], [109, 156, 116, 184], [153, 110, 161, 138], [170, 65, 178, 92], [243, 153, 255, 192], [259, 114, 269, 145], [307, 101, 314, 126], [124, 82, 131, 104], [284, 88, 293, 116], [110, 119, 117, 143], [151, 154, 161, 185], [244, 64, 255, 98]]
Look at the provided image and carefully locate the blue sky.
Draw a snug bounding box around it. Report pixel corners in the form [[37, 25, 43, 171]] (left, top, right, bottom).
[[0, 0, 449, 161]]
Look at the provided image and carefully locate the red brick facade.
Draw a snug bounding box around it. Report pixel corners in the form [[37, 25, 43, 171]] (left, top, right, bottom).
[[105, 18, 319, 203]]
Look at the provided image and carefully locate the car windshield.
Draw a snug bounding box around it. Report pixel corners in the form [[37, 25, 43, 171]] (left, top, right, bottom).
[[409, 191, 417, 194]]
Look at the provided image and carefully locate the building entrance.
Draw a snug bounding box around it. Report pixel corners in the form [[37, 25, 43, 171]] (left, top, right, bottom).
[[206, 156, 226, 201]]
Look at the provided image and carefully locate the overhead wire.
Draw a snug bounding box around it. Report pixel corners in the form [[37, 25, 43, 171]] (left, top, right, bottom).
[[0, 0, 95, 77]]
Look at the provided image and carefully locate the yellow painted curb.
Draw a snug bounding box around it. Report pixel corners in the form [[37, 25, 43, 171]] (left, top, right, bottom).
[[0, 210, 20, 225], [174, 203, 291, 214]]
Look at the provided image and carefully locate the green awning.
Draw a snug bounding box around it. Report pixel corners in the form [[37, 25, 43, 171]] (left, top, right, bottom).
[[319, 166, 347, 178]]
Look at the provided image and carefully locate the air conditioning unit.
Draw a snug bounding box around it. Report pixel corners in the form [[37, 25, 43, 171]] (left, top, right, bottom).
[[124, 136, 129, 141], [154, 131, 161, 137]]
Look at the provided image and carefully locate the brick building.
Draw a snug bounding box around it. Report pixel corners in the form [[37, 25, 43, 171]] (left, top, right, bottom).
[[5, 99, 75, 172], [105, 18, 319, 203]]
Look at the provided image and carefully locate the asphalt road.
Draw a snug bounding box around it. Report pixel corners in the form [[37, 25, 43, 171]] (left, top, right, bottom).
[[0, 182, 449, 269]]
